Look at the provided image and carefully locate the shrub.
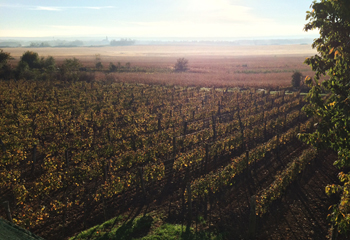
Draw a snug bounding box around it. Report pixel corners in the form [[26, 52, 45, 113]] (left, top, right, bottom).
[[174, 58, 188, 72], [20, 51, 41, 69], [291, 71, 303, 88], [96, 61, 103, 70], [109, 62, 118, 72], [0, 49, 12, 79]]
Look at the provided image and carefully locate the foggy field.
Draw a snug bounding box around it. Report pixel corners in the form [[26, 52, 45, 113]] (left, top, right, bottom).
[[6, 44, 316, 58], [6, 44, 316, 88]]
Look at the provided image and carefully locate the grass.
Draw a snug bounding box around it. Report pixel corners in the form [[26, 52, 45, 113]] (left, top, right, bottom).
[[70, 214, 224, 240]]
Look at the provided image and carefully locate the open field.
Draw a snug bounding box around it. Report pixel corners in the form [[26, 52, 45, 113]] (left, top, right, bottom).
[[5, 45, 316, 88], [5, 45, 316, 58]]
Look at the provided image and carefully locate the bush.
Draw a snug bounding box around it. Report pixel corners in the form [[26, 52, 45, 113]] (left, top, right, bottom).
[[291, 71, 303, 88], [59, 58, 82, 82], [20, 51, 41, 69], [174, 58, 188, 72], [96, 61, 103, 70], [79, 72, 95, 83], [0, 49, 12, 79], [15, 51, 56, 80], [109, 62, 118, 72], [62, 58, 81, 72]]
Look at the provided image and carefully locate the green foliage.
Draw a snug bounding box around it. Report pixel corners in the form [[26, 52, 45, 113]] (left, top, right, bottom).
[[174, 58, 189, 72], [20, 51, 41, 69], [108, 62, 138, 73], [302, 0, 350, 236], [0, 49, 12, 79], [0, 49, 11, 68], [15, 51, 56, 80], [109, 62, 118, 72], [70, 214, 223, 240], [291, 71, 302, 88], [60, 58, 83, 82], [16, 61, 35, 80], [95, 54, 102, 70], [96, 61, 103, 70], [303, 0, 350, 167], [41, 56, 56, 72], [62, 58, 81, 72]]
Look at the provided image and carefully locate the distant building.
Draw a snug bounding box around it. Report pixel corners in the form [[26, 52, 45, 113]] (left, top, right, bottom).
[[102, 36, 109, 44], [110, 38, 135, 46]]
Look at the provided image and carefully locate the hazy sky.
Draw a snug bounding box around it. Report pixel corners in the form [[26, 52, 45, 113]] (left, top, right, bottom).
[[0, 0, 317, 39]]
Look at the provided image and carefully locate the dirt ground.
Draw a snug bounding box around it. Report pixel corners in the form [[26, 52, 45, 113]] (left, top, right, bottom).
[[205, 146, 341, 240], [256, 150, 340, 240], [46, 145, 341, 240]]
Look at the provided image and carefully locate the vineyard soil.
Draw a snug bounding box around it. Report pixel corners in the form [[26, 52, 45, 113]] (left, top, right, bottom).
[[257, 150, 339, 240], [66, 150, 340, 240]]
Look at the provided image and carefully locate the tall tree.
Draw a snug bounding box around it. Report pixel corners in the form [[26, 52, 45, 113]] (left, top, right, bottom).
[[0, 49, 11, 67], [19, 51, 40, 69], [302, 0, 350, 236], [0, 49, 12, 79], [291, 71, 303, 89]]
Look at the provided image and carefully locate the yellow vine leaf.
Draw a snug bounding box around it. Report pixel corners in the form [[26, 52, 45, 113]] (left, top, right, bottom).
[[335, 50, 341, 57]]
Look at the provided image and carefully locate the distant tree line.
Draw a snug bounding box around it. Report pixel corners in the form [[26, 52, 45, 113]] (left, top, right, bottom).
[[0, 49, 152, 82], [110, 38, 135, 46], [0, 42, 22, 48], [24, 40, 84, 48], [0, 49, 94, 82], [109, 62, 135, 72], [29, 42, 51, 48], [0, 49, 193, 83]]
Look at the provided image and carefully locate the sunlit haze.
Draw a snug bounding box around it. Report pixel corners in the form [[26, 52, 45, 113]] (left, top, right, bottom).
[[0, 0, 317, 39]]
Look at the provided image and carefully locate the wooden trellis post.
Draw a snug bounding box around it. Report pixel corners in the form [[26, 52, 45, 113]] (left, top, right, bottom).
[[107, 128, 111, 142], [249, 195, 256, 239], [246, 146, 250, 171], [186, 183, 192, 232], [31, 144, 37, 174], [217, 101, 221, 115], [65, 149, 69, 168], [212, 115, 217, 141], [205, 144, 209, 172], [0, 139, 6, 152], [158, 117, 162, 131], [80, 125, 84, 139], [276, 120, 281, 163], [138, 167, 146, 199], [131, 135, 136, 151], [2, 201, 12, 223]]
